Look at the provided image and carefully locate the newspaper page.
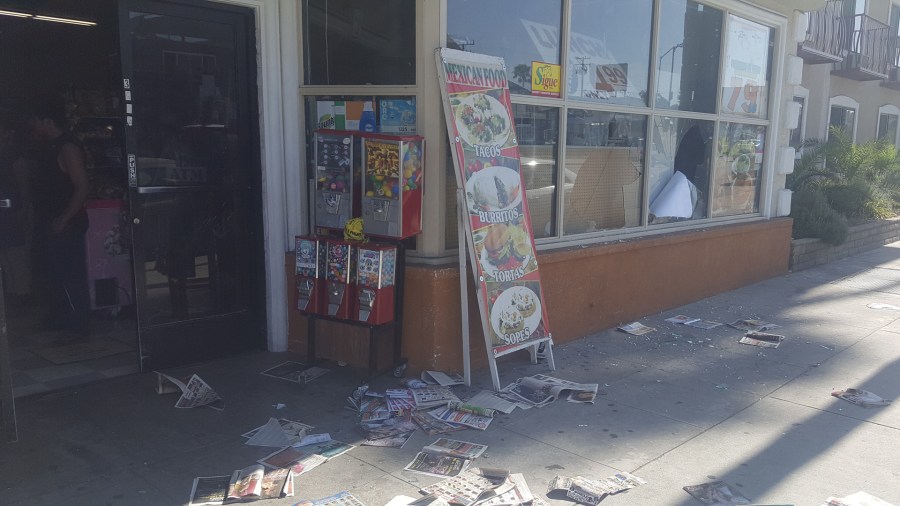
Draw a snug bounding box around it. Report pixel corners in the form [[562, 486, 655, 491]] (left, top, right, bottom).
[[682, 481, 750, 505], [822, 491, 895, 506], [429, 406, 493, 430], [831, 388, 892, 408], [300, 366, 330, 384], [422, 371, 465, 386], [728, 319, 780, 331], [189, 475, 230, 506], [173, 374, 224, 410], [362, 431, 414, 448], [422, 438, 488, 460], [420, 468, 511, 506], [412, 411, 466, 436], [466, 390, 519, 414], [261, 361, 307, 382], [478, 473, 533, 506], [404, 451, 470, 478], [617, 322, 655, 335], [358, 419, 418, 442], [685, 320, 722, 329], [665, 315, 700, 324], [411, 386, 461, 409], [295, 491, 366, 506], [243, 418, 314, 445], [739, 331, 784, 348], [548, 475, 608, 505]]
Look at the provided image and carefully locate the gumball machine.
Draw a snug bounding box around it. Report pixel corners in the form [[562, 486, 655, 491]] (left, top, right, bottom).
[[314, 130, 359, 231], [294, 236, 326, 314], [324, 238, 357, 319], [355, 243, 398, 324], [361, 134, 424, 239]]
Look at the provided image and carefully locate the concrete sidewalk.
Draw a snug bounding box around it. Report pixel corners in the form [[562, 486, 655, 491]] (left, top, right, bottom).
[[3, 243, 900, 505]]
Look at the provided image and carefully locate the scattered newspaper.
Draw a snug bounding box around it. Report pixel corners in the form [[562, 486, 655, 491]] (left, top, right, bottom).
[[363, 431, 414, 448], [832, 388, 892, 408], [243, 417, 313, 447], [429, 405, 493, 430], [295, 491, 366, 506], [420, 468, 512, 506], [739, 331, 785, 349], [666, 315, 699, 324], [685, 320, 723, 329], [261, 361, 308, 382], [404, 450, 471, 478], [384, 496, 451, 506], [422, 370, 466, 386], [466, 390, 519, 414], [618, 322, 655, 335], [728, 319, 780, 332], [422, 438, 488, 460], [411, 386, 461, 409], [549, 472, 646, 504], [299, 366, 330, 384], [822, 491, 895, 505], [682, 481, 750, 505], [188, 475, 230, 506], [505, 375, 599, 408], [412, 411, 466, 436], [866, 303, 900, 311], [478, 473, 533, 506], [386, 389, 418, 412], [156, 372, 223, 411], [296, 433, 332, 447]]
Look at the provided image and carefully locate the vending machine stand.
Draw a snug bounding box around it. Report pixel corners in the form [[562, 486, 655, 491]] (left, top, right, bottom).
[[304, 240, 408, 378]]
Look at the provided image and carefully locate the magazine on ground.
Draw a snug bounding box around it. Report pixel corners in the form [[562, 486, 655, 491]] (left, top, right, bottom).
[[666, 315, 700, 324], [505, 375, 599, 408], [422, 438, 488, 460], [831, 388, 892, 408], [728, 319, 780, 332], [422, 370, 465, 386], [465, 390, 519, 414], [156, 372, 224, 410], [189, 476, 230, 505], [477, 473, 533, 506], [428, 405, 493, 430], [411, 386, 461, 409], [403, 450, 470, 478], [685, 319, 723, 329], [682, 481, 750, 505], [412, 411, 466, 436], [420, 468, 512, 506]]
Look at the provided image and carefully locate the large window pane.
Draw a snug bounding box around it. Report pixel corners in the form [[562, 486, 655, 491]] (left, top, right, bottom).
[[564, 110, 646, 235], [515, 104, 559, 238], [303, 0, 415, 85], [568, 0, 653, 107], [829, 105, 856, 139], [878, 113, 898, 146], [712, 123, 764, 217], [447, 0, 562, 96], [649, 117, 714, 223], [656, 0, 723, 113], [721, 15, 773, 119]]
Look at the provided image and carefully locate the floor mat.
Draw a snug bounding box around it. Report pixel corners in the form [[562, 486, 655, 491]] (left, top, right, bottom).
[[32, 339, 133, 365]]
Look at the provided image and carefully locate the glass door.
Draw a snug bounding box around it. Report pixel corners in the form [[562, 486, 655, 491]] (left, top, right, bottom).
[[118, 0, 263, 370]]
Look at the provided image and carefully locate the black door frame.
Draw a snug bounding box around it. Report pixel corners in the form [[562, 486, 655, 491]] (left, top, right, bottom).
[[117, 0, 266, 371]]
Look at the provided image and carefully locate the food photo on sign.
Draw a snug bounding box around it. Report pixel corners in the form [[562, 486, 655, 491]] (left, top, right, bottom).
[[487, 281, 546, 347], [450, 89, 513, 151], [472, 220, 537, 283]]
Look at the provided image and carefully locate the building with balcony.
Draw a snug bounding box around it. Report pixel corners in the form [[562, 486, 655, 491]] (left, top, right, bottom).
[[796, 0, 900, 147]]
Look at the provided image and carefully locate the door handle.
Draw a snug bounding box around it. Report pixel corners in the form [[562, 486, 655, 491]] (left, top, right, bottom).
[[133, 218, 141, 225], [0, 199, 11, 208]]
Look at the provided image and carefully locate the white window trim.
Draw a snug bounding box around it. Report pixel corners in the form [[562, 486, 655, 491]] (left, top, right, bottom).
[[792, 85, 809, 157], [877, 104, 900, 146], [827, 95, 860, 142]]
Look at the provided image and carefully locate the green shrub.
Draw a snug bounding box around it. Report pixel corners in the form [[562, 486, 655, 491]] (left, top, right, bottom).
[[791, 188, 849, 245], [824, 180, 874, 218]]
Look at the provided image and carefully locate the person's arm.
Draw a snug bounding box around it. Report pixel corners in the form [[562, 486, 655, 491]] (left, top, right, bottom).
[[52, 142, 89, 233]]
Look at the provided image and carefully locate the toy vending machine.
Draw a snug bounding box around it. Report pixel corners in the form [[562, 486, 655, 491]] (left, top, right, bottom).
[[324, 239, 357, 319], [314, 130, 358, 230], [355, 243, 398, 324], [295, 236, 326, 314], [361, 134, 424, 238]]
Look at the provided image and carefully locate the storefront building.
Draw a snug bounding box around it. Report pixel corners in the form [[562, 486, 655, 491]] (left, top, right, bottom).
[[277, 0, 825, 373]]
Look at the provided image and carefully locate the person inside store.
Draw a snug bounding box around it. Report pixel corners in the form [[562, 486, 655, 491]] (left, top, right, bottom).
[[25, 99, 91, 339]]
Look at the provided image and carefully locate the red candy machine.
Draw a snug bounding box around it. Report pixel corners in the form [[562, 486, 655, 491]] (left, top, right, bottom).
[[294, 235, 326, 314], [360, 134, 424, 239], [355, 243, 398, 325], [324, 239, 357, 319], [314, 130, 359, 231]]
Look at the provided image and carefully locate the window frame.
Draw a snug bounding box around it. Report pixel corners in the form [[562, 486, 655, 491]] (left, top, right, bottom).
[[877, 104, 900, 147], [790, 85, 809, 158], [827, 95, 860, 142]]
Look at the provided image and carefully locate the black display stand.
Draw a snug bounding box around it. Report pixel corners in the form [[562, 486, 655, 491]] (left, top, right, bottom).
[[304, 241, 407, 378]]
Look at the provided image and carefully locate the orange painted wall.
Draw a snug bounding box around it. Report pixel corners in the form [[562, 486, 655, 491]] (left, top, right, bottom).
[[287, 218, 792, 373]]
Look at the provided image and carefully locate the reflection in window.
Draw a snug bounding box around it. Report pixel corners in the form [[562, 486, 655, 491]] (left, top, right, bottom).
[[721, 15, 773, 119], [567, 0, 653, 106], [303, 0, 415, 85], [656, 0, 723, 113], [712, 123, 764, 217], [878, 113, 898, 146], [447, 0, 562, 96], [564, 110, 646, 235], [514, 104, 559, 238], [829, 105, 856, 140], [649, 117, 714, 224]]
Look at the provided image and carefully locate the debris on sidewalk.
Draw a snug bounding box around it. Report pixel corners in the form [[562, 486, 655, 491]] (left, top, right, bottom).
[[728, 319, 780, 332], [831, 388, 892, 408], [224, 464, 293, 502], [618, 321, 656, 335], [258, 439, 353, 475], [188, 475, 230, 506], [739, 331, 785, 349], [501, 374, 599, 409], [428, 404, 494, 430], [666, 315, 700, 324], [866, 303, 900, 311], [420, 467, 512, 505], [260, 361, 308, 382], [294, 491, 366, 506], [412, 411, 468, 436], [479, 473, 534, 506], [299, 366, 330, 384], [422, 370, 466, 386], [155, 371, 224, 411], [242, 417, 313, 447], [548, 471, 646, 504], [682, 480, 750, 505], [823, 491, 895, 505], [465, 390, 519, 414], [403, 437, 487, 477], [685, 319, 723, 329]]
